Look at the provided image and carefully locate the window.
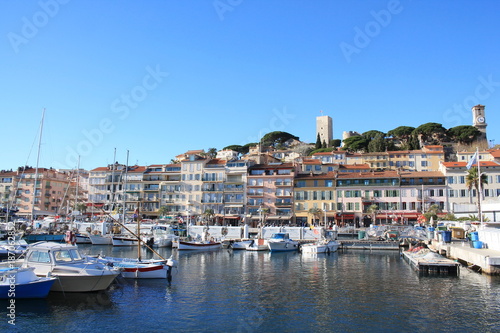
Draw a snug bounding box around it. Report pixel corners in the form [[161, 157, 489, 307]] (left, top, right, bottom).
[[28, 251, 50, 263], [325, 180, 333, 187]]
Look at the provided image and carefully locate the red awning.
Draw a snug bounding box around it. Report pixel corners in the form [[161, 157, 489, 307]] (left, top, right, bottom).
[[335, 213, 355, 219]]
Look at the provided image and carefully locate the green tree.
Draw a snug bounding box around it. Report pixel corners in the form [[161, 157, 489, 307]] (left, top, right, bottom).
[[368, 133, 387, 152], [203, 209, 215, 225], [158, 206, 171, 218], [367, 204, 378, 226], [447, 126, 481, 145], [362, 130, 385, 141], [412, 122, 447, 145], [322, 140, 327, 149], [308, 207, 323, 226], [330, 139, 341, 148], [343, 136, 370, 153], [75, 203, 87, 214], [423, 204, 440, 226], [388, 126, 416, 149], [261, 131, 299, 147], [315, 133, 322, 150], [466, 166, 488, 221], [207, 148, 218, 158]]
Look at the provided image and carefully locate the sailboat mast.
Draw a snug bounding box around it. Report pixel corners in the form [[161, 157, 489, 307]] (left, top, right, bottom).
[[31, 108, 45, 224], [110, 148, 116, 212], [123, 150, 129, 225], [71, 155, 80, 230]]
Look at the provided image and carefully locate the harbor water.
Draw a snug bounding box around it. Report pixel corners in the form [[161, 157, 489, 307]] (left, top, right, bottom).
[[2, 245, 500, 332]]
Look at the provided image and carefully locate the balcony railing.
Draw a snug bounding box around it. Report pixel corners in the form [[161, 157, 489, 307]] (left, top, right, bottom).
[[247, 192, 264, 197]]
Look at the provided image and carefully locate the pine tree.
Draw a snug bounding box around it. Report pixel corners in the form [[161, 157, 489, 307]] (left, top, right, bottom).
[[315, 133, 322, 149]]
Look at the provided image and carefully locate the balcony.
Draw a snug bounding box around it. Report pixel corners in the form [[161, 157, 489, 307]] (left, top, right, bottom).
[[202, 188, 223, 192], [275, 182, 292, 187], [247, 192, 264, 197], [275, 193, 292, 197], [247, 183, 264, 188], [275, 202, 292, 207]]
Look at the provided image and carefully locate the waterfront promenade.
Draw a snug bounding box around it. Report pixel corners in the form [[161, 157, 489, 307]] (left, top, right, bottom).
[[431, 239, 500, 275]]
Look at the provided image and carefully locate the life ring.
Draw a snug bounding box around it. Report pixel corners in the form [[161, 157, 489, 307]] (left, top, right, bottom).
[[221, 227, 228, 236], [86, 227, 92, 233]]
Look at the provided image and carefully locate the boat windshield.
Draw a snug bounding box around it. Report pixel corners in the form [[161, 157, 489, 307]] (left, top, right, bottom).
[[54, 248, 84, 263], [271, 233, 286, 240], [27, 250, 51, 263]]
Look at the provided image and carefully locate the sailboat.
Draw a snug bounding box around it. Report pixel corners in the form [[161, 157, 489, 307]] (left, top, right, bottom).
[[95, 151, 178, 279], [24, 109, 66, 243]]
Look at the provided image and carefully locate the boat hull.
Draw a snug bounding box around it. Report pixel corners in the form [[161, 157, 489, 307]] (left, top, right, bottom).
[[268, 241, 299, 252], [301, 241, 340, 254], [245, 239, 268, 251], [120, 264, 168, 279], [177, 241, 221, 250], [89, 235, 113, 245], [112, 237, 138, 246], [0, 267, 56, 299], [48, 273, 119, 292], [24, 234, 65, 243]]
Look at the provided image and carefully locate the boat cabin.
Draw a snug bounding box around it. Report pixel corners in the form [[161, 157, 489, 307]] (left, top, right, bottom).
[[270, 233, 290, 240]]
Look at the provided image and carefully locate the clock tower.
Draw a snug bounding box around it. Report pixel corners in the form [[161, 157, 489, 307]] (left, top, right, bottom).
[[472, 104, 487, 142]]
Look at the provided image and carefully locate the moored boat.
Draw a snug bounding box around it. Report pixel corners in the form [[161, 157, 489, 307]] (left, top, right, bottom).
[[245, 238, 269, 251], [177, 240, 222, 250], [89, 233, 113, 245], [267, 233, 299, 252], [229, 240, 253, 250], [300, 239, 340, 254], [112, 235, 138, 246], [0, 266, 56, 299], [94, 256, 178, 279], [21, 241, 120, 292]]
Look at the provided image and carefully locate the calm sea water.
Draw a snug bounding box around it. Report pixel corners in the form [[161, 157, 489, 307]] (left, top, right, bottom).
[[2, 245, 500, 333]]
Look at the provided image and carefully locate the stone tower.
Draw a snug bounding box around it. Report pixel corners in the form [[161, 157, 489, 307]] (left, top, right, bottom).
[[316, 115, 333, 146], [472, 104, 487, 142]]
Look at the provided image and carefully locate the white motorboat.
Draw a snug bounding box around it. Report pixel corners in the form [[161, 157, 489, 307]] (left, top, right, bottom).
[[245, 238, 269, 251], [300, 239, 340, 254], [229, 240, 253, 250], [267, 233, 299, 252], [143, 225, 179, 248], [89, 233, 113, 245], [22, 242, 120, 292]]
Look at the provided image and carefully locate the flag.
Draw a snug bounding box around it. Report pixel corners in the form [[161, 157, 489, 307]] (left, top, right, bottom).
[[466, 151, 478, 170]]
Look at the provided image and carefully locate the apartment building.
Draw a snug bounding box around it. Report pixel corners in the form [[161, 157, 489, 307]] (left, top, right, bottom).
[[2, 167, 74, 218], [440, 161, 500, 217], [246, 163, 294, 227]]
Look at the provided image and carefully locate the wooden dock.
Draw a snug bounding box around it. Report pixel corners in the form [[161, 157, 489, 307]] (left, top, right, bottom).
[[402, 250, 460, 276]]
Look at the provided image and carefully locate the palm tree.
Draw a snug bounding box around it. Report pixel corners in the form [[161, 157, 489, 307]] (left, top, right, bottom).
[[423, 204, 440, 227], [308, 207, 322, 227], [75, 203, 87, 214], [367, 204, 378, 226], [466, 166, 488, 221], [203, 209, 215, 225]]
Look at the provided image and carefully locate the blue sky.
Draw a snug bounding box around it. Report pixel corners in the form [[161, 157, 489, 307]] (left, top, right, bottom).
[[1, 0, 499, 171]]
